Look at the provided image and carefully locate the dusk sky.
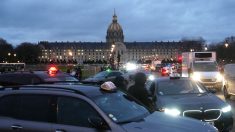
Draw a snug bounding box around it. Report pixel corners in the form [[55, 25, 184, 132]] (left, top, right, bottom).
[[0, 0, 235, 45]]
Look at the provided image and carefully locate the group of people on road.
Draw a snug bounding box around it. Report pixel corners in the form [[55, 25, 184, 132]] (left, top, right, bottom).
[[113, 72, 155, 112]]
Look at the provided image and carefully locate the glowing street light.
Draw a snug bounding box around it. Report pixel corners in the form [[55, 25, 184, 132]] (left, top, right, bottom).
[[225, 43, 229, 48], [68, 51, 72, 56]]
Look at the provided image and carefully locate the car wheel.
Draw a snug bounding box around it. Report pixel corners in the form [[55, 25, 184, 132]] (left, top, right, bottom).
[[223, 87, 231, 99]]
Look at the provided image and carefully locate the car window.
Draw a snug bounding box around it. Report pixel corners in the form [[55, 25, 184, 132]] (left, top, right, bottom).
[[17, 95, 56, 123], [57, 96, 101, 128], [224, 64, 235, 78], [0, 95, 18, 118]]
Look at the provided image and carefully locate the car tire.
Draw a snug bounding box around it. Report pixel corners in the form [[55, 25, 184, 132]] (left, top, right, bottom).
[[223, 87, 231, 99]]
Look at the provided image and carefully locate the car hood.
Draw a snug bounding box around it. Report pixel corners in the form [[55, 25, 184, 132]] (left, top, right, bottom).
[[158, 93, 225, 110], [122, 112, 217, 132]]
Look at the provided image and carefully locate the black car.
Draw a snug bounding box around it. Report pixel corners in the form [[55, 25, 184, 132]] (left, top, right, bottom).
[[146, 76, 233, 132], [82, 70, 125, 84], [0, 67, 79, 86], [0, 83, 217, 132]]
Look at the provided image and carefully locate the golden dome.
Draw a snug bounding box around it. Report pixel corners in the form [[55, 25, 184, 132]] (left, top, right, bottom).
[[107, 14, 123, 32], [106, 11, 124, 44]]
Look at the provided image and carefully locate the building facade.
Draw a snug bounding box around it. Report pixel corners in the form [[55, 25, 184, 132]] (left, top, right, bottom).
[[38, 13, 203, 64]]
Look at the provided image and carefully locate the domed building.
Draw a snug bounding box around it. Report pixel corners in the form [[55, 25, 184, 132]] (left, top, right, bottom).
[[106, 12, 124, 44], [38, 11, 203, 66]]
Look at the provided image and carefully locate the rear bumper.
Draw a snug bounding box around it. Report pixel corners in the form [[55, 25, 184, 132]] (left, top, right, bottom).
[[201, 82, 223, 89]]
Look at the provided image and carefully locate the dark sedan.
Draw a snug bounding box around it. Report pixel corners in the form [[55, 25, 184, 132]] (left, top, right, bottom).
[[0, 83, 217, 132], [146, 77, 233, 132], [82, 70, 125, 84]]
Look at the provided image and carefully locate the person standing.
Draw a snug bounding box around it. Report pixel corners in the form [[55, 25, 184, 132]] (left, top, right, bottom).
[[128, 72, 154, 112], [113, 75, 128, 92], [75, 67, 82, 81]]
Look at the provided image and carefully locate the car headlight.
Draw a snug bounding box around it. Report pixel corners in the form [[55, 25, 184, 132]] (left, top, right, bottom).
[[164, 108, 181, 116], [222, 105, 231, 113], [216, 73, 223, 82], [192, 72, 201, 81], [148, 75, 155, 81]]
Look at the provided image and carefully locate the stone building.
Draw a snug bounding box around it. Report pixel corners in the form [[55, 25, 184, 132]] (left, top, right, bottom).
[[38, 12, 203, 64]]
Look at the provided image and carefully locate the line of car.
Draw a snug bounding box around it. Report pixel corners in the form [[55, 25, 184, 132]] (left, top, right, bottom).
[[0, 66, 234, 131]]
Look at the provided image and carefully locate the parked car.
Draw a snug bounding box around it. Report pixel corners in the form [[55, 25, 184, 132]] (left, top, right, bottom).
[[223, 63, 235, 99], [146, 75, 233, 132], [0, 83, 217, 132]]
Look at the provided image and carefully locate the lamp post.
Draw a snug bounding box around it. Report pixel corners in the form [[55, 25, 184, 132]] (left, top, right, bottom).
[[109, 44, 116, 69]]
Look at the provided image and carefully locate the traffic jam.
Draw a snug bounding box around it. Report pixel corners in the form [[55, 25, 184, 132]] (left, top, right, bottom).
[[0, 52, 234, 132]]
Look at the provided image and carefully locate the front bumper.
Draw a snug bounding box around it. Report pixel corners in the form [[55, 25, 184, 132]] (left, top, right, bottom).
[[201, 82, 223, 90], [214, 112, 233, 132]]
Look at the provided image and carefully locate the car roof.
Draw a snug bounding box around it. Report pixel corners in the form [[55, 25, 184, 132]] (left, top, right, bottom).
[[155, 77, 190, 83], [3, 84, 112, 98]]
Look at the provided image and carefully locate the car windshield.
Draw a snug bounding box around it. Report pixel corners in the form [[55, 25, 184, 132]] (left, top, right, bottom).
[[193, 62, 218, 71], [93, 91, 149, 124], [157, 80, 207, 95], [93, 71, 108, 78], [224, 64, 235, 78]]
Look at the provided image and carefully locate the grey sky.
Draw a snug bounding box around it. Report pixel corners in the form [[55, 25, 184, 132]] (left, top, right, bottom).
[[0, 0, 235, 45]]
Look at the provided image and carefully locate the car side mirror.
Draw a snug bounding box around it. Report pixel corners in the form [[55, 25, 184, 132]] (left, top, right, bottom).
[[208, 89, 217, 94], [88, 116, 109, 130]]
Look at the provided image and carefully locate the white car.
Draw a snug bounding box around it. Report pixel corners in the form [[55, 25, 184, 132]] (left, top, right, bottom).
[[223, 63, 235, 99]]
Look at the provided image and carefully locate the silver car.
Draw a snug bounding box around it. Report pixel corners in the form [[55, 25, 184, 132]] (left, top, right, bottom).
[[223, 64, 235, 99]]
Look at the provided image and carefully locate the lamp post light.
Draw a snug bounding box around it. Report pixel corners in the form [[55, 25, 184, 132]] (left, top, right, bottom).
[[225, 43, 229, 48]]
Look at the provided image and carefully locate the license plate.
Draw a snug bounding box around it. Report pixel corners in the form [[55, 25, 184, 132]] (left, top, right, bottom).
[[206, 121, 214, 126]]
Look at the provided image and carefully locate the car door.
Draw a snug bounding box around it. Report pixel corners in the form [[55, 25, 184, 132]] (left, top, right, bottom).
[[52, 96, 111, 132], [12, 94, 54, 132], [0, 95, 18, 132]]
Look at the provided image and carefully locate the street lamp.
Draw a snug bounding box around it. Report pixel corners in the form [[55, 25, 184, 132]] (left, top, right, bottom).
[[204, 47, 208, 51], [225, 43, 229, 48]]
